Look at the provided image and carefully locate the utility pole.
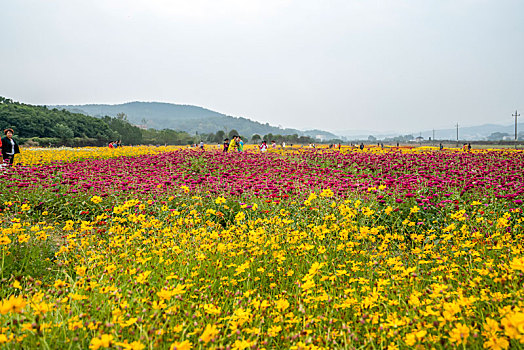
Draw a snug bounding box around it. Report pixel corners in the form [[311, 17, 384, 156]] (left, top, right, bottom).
[[513, 110, 520, 148], [456, 123, 459, 146], [432, 129, 435, 144]]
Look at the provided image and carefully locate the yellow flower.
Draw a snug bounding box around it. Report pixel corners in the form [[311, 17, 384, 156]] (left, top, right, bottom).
[[275, 298, 290, 312], [53, 279, 67, 288], [268, 325, 282, 337], [115, 341, 145, 350], [405, 332, 416, 346], [90, 196, 103, 204], [301, 278, 315, 291], [501, 311, 524, 342], [509, 257, 524, 273], [0, 235, 11, 245], [449, 323, 470, 345], [320, 188, 334, 198], [200, 324, 219, 343], [203, 304, 221, 315], [484, 335, 509, 350], [135, 271, 151, 284], [410, 206, 420, 214], [89, 334, 113, 350], [215, 196, 226, 205], [172, 283, 186, 295], [75, 266, 87, 277], [0, 295, 26, 314], [170, 340, 192, 350], [21, 204, 31, 211], [17, 234, 30, 243]]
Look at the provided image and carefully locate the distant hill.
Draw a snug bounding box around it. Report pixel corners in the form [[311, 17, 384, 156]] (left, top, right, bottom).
[[336, 123, 524, 141], [54, 102, 340, 140], [417, 123, 524, 141]]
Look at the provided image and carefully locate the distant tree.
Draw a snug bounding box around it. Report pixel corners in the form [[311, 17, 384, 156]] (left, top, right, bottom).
[[251, 134, 261, 143], [368, 135, 377, 142], [54, 123, 74, 140], [264, 133, 274, 142], [215, 130, 225, 141], [116, 112, 128, 121], [101, 116, 143, 144], [0, 97, 114, 144], [228, 129, 239, 139], [487, 132, 509, 141]]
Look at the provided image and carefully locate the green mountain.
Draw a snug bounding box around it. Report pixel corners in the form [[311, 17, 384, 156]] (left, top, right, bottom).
[[55, 102, 340, 139], [0, 97, 200, 146], [0, 97, 115, 141]]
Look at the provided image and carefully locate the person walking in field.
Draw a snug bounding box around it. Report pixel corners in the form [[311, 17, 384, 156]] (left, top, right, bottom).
[[1, 128, 20, 167]]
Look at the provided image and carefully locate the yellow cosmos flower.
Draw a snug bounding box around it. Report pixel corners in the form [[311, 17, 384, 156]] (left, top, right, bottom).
[[89, 334, 113, 350], [448, 323, 470, 345], [200, 324, 219, 343], [509, 257, 524, 273], [170, 340, 192, 350], [0, 295, 26, 314], [268, 325, 282, 337]]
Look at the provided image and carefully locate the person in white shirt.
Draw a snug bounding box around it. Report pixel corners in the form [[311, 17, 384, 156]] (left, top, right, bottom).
[[259, 141, 268, 153]]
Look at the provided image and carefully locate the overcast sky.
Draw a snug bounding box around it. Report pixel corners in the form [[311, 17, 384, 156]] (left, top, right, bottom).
[[1, 0, 523, 133]]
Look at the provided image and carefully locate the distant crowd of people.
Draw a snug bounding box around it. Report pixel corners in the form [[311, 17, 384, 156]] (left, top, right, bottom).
[[106, 137, 475, 154], [108, 140, 122, 148]]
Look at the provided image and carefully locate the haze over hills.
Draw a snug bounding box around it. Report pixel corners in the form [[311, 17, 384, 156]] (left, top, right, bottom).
[[54, 101, 523, 142], [55, 102, 340, 140], [337, 123, 524, 141]]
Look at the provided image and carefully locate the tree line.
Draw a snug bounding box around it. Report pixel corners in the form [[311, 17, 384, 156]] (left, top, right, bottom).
[[201, 130, 321, 145], [0, 97, 199, 146], [0, 97, 332, 147]]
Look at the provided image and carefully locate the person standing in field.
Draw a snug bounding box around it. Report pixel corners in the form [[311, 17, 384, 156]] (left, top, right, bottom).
[[223, 138, 230, 152], [228, 136, 238, 152], [259, 140, 268, 152], [360, 143, 364, 150], [1, 128, 20, 167], [237, 137, 244, 152]]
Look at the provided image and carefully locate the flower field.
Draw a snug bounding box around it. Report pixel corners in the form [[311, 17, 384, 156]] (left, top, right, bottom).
[[0, 145, 523, 349]]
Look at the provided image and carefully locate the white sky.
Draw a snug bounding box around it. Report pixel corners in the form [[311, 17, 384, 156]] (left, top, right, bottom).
[[1, 0, 523, 133]]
